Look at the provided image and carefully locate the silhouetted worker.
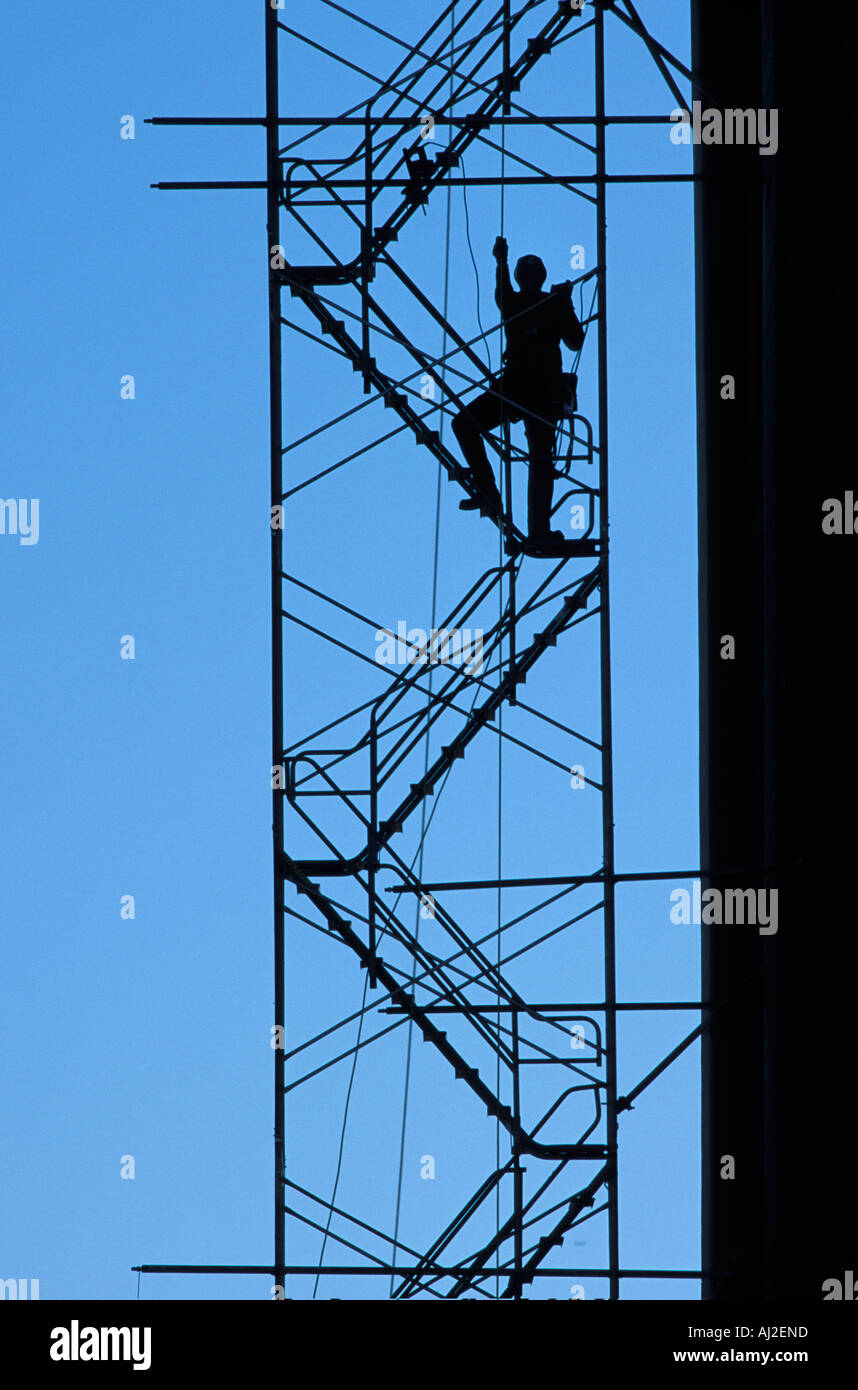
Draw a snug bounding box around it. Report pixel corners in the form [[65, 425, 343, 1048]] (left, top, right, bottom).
[[452, 236, 584, 544]]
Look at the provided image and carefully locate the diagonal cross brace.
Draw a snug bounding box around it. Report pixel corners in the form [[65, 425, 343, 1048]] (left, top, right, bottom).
[[292, 568, 600, 875], [279, 849, 607, 1164]]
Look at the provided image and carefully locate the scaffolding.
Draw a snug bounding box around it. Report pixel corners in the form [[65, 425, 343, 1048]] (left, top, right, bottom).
[[136, 0, 702, 1300]]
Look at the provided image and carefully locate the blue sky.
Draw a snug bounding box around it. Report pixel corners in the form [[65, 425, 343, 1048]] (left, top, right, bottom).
[[2, 1, 698, 1301]]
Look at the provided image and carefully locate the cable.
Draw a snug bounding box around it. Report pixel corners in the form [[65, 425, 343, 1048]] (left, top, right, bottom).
[[388, 4, 457, 1299], [312, 974, 370, 1298], [461, 155, 491, 373]]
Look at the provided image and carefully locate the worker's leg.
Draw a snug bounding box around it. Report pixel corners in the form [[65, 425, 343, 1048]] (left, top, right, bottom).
[[452, 390, 505, 511], [523, 409, 561, 539]]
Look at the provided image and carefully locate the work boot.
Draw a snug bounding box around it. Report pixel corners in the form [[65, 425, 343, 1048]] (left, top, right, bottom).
[[528, 527, 566, 546], [459, 485, 502, 517]]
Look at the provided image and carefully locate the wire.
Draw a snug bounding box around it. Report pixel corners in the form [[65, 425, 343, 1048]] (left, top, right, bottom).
[[388, 4, 457, 1299], [312, 973, 370, 1298], [461, 155, 491, 373]]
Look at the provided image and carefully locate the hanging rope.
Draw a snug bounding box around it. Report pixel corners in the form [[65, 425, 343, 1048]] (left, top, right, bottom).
[[461, 155, 491, 374], [389, 3, 456, 1298], [313, 973, 370, 1298]]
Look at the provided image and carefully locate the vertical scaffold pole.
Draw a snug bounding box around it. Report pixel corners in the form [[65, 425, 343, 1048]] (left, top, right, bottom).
[[594, 0, 620, 1302], [266, 0, 286, 1294]]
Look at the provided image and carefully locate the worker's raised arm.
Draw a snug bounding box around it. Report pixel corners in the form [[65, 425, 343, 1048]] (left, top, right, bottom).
[[493, 236, 514, 312], [553, 280, 585, 352]]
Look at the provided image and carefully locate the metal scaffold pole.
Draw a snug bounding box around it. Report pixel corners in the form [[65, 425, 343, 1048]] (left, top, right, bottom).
[[265, 0, 287, 1296], [593, 0, 619, 1304]]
